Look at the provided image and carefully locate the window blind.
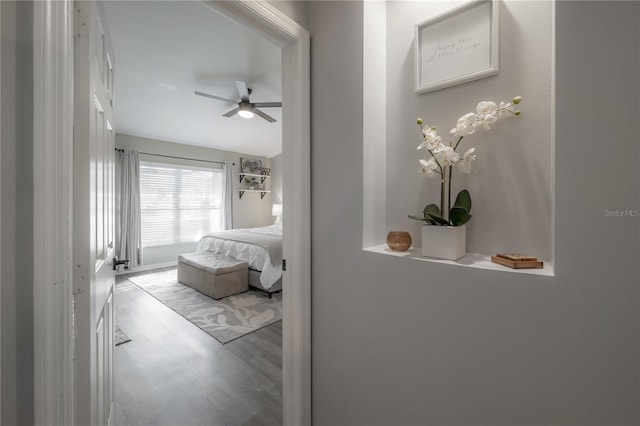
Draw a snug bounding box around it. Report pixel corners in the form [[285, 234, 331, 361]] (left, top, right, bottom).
[[139, 160, 224, 247]]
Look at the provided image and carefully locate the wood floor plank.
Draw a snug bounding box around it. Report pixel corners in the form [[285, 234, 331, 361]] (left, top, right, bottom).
[[113, 269, 282, 426]]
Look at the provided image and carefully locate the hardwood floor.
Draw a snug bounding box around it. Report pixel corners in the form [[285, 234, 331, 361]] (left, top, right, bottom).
[[113, 268, 282, 426]]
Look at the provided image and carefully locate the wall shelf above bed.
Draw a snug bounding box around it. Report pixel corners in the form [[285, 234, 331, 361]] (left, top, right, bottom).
[[239, 172, 270, 199], [239, 173, 270, 184], [238, 189, 271, 199]]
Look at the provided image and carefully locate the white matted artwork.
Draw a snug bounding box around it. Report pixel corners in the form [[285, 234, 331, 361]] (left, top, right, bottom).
[[415, 0, 499, 94], [240, 157, 263, 174]]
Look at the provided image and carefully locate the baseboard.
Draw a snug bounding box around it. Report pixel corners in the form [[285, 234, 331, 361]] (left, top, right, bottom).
[[115, 260, 177, 276]]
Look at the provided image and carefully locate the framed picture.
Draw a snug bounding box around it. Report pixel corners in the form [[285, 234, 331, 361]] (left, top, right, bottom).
[[240, 157, 263, 174], [415, 0, 499, 94]]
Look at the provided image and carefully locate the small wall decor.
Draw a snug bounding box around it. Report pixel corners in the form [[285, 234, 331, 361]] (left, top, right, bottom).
[[244, 176, 260, 190], [386, 231, 412, 252], [415, 0, 499, 94], [240, 157, 263, 174], [491, 253, 544, 269]]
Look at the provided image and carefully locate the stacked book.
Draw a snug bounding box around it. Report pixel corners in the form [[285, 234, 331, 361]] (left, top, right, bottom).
[[491, 253, 543, 269]]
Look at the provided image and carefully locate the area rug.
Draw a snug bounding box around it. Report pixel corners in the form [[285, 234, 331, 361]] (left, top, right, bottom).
[[115, 325, 132, 346], [128, 269, 282, 344]]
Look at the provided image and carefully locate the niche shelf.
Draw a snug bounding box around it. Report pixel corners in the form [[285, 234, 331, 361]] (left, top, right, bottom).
[[364, 244, 554, 276]]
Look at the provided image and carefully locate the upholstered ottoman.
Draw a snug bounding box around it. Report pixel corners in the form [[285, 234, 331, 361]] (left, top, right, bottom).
[[177, 252, 248, 299]]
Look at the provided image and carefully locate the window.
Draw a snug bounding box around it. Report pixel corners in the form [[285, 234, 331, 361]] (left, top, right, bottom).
[[139, 160, 224, 247]]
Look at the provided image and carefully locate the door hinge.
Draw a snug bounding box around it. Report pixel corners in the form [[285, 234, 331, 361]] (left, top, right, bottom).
[[282, 259, 287, 271]]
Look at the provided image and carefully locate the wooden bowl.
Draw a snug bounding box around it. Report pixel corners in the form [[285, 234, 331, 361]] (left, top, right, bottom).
[[386, 231, 412, 251]]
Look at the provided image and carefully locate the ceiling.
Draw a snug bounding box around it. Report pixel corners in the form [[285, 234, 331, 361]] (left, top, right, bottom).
[[101, 1, 283, 158]]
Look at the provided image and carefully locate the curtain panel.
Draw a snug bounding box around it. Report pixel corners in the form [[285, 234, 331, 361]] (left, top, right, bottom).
[[223, 163, 234, 230], [117, 149, 143, 267]]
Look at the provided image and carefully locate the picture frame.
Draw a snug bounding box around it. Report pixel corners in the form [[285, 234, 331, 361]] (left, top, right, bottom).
[[240, 157, 263, 174], [415, 0, 499, 94]]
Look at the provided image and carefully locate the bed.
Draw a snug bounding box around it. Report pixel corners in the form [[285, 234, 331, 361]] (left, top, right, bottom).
[[196, 223, 282, 295]]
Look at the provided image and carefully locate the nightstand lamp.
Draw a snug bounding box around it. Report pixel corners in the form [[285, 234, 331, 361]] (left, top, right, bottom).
[[272, 203, 283, 224]]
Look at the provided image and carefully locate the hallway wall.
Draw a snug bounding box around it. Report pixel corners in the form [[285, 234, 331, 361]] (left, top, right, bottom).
[[309, 1, 639, 424], [1, 2, 34, 424]]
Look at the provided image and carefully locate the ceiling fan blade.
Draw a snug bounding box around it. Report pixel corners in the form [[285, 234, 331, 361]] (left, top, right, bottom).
[[254, 108, 277, 123], [194, 91, 236, 104], [223, 107, 240, 118], [236, 81, 250, 102], [253, 102, 282, 108]]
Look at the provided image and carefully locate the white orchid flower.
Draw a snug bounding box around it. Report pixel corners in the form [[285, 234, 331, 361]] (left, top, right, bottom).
[[498, 101, 514, 118], [450, 112, 476, 137], [458, 148, 477, 173], [475, 113, 497, 129], [418, 125, 443, 151], [422, 125, 438, 140], [429, 137, 444, 151], [430, 140, 446, 153], [474, 101, 498, 129], [435, 146, 460, 167], [476, 101, 497, 118], [418, 158, 439, 177], [418, 135, 443, 151]]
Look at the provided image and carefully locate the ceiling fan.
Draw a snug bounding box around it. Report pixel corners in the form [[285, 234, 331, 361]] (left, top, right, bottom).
[[195, 81, 282, 123]]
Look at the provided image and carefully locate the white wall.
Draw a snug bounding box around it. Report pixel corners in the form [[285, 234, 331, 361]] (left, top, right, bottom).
[[362, 0, 387, 248], [383, 0, 553, 260], [310, 1, 639, 424], [1, 2, 34, 424], [116, 133, 273, 265], [270, 152, 283, 204]]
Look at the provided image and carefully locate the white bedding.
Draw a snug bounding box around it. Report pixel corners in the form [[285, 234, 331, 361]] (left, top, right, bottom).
[[196, 223, 282, 290]]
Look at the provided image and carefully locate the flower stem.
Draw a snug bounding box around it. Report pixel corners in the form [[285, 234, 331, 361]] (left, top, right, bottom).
[[427, 149, 444, 171], [453, 136, 464, 151], [448, 165, 453, 222], [440, 176, 445, 216]]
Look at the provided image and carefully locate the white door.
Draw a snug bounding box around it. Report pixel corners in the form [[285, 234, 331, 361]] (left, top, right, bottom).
[[73, 1, 116, 425]]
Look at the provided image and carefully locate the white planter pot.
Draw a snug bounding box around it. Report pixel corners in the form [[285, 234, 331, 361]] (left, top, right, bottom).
[[421, 224, 466, 260]]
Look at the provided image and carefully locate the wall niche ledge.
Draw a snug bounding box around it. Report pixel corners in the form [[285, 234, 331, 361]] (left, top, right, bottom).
[[363, 244, 555, 277]]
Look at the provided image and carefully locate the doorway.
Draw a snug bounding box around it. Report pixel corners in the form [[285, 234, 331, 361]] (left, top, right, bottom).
[[32, 0, 310, 424]]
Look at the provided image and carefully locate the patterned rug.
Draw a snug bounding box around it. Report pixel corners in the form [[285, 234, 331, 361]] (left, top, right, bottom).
[[128, 269, 282, 344], [115, 325, 132, 346]]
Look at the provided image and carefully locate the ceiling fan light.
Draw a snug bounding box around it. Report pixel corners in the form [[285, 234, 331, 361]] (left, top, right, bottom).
[[238, 109, 254, 119], [238, 103, 254, 119]]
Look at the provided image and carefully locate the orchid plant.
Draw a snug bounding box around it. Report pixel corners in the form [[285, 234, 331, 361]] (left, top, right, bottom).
[[409, 96, 523, 226]]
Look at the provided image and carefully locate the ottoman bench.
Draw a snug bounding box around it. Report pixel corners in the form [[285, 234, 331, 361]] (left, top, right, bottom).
[[177, 252, 248, 299]]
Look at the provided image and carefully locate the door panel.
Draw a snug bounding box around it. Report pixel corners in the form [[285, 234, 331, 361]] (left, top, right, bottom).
[[74, 1, 116, 424]]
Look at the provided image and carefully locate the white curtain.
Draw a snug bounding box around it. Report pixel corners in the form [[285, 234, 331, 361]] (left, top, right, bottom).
[[117, 150, 142, 267], [223, 162, 234, 230]]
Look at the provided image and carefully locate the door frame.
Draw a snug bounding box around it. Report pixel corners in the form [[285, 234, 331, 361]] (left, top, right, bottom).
[[0, 1, 3, 420], [196, 4, 311, 424], [33, 1, 311, 425], [33, 1, 75, 425]]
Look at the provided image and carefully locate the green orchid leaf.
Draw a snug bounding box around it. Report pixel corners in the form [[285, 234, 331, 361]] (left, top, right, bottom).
[[423, 204, 449, 225], [423, 204, 441, 217], [427, 214, 450, 226], [408, 214, 437, 225], [449, 207, 472, 226], [452, 189, 472, 213]]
